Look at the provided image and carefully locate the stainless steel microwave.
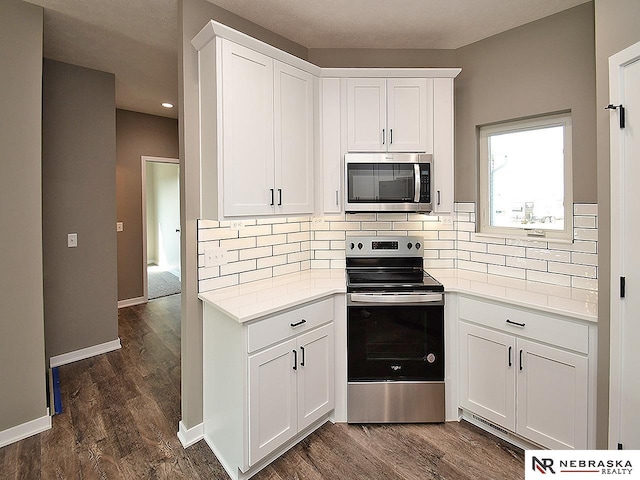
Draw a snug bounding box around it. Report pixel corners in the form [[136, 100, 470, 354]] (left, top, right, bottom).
[[344, 153, 433, 213]]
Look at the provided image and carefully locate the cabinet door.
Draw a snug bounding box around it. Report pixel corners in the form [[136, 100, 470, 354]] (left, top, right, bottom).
[[459, 322, 516, 431], [248, 339, 297, 465], [297, 324, 335, 431], [274, 61, 314, 215], [433, 78, 454, 213], [320, 78, 342, 213], [346, 79, 386, 152], [516, 339, 588, 449], [221, 40, 274, 216], [387, 78, 432, 153]]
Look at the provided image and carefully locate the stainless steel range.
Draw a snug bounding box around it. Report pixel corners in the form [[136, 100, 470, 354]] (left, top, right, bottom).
[[346, 235, 445, 423]]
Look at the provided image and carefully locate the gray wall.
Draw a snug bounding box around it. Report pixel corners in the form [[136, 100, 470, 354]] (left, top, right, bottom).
[[593, 0, 640, 449], [179, 0, 309, 431], [116, 109, 179, 301], [455, 3, 596, 203], [0, 0, 48, 433], [42, 60, 118, 361]]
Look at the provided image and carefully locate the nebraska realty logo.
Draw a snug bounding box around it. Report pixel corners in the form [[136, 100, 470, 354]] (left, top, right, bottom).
[[525, 450, 639, 479]]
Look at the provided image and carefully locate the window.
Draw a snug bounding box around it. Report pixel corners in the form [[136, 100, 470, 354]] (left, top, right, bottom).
[[479, 113, 573, 241]]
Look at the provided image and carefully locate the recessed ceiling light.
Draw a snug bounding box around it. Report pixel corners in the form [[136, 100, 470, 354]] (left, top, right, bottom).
[[162, 102, 174, 108]]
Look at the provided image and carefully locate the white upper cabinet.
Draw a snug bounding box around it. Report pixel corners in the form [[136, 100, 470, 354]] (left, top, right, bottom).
[[346, 78, 433, 153], [197, 35, 316, 219], [221, 41, 275, 217], [319, 78, 343, 214], [433, 78, 454, 214], [274, 61, 314, 215]]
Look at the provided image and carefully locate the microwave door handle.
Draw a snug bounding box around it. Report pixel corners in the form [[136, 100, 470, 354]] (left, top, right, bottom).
[[414, 164, 421, 203]]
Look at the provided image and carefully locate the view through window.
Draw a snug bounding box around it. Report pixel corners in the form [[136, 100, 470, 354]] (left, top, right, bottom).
[[479, 113, 572, 240]]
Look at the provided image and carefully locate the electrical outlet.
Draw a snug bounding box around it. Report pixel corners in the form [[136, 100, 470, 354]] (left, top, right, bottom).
[[230, 220, 244, 230], [204, 247, 228, 267], [312, 217, 325, 224], [67, 233, 78, 248], [116, 222, 124, 232]]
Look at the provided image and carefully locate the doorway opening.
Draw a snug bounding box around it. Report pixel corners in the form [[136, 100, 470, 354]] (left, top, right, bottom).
[[142, 156, 181, 301]]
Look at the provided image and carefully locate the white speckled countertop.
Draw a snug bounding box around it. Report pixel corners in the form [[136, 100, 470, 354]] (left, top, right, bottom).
[[198, 268, 597, 324], [198, 269, 346, 323], [429, 268, 598, 323]]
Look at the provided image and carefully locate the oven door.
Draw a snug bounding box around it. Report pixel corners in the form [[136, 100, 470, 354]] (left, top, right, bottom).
[[347, 296, 444, 382]]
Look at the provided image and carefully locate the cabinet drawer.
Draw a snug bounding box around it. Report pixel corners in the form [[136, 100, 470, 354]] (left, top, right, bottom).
[[458, 296, 588, 354], [247, 297, 334, 353]]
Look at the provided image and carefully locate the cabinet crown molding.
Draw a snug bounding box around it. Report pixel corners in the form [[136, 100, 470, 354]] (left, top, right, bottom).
[[192, 20, 462, 79]]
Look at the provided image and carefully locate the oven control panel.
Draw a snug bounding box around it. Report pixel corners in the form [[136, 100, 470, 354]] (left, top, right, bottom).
[[346, 236, 424, 257]]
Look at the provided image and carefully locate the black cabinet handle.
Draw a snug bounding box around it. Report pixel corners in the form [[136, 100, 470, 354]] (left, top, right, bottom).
[[508, 346, 512, 367], [290, 319, 307, 328], [278, 189, 282, 206], [270, 188, 274, 206], [519, 350, 523, 371], [506, 319, 526, 328], [390, 129, 393, 144], [382, 129, 385, 145], [293, 350, 297, 370], [300, 346, 305, 367]]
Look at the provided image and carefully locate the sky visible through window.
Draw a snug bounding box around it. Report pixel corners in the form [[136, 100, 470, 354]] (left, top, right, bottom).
[[489, 125, 564, 230]]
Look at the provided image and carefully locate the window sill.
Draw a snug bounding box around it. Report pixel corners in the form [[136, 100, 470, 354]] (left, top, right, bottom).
[[473, 231, 574, 245]]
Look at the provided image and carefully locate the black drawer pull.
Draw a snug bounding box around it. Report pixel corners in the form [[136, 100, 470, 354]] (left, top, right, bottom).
[[293, 349, 297, 370], [290, 319, 307, 328], [508, 346, 512, 367], [506, 319, 525, 328]]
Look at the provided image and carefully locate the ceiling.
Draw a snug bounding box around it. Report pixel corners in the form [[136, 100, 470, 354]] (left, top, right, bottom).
[[27, 0, 590, 119]]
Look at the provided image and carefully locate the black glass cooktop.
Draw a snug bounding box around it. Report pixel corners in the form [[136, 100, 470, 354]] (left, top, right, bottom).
[[346, 268, 444, 293]]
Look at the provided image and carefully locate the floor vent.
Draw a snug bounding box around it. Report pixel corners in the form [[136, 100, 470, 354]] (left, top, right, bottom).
[[471, 414, 510, 436]]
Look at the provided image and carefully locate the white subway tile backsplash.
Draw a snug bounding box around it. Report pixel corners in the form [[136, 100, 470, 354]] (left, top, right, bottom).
[[273, 222, 301, 234], [506, 256, 547, 272], [197, 203, 598, 294], [526, 270, 571, 287], [574, 228, 598, 241], [257, 234, 287, 246], [574, 204, 598, 216], [488, 244, 526, 257], [220, 237, 256, 251], [488, 264, 527, 280], [257, 254, 287, 269], [273, 243, 300, 255], [571, 252, 598, 266], [526, 248, 571, 263], [470, 252, 506, 266], [220, 259, 256, 276]]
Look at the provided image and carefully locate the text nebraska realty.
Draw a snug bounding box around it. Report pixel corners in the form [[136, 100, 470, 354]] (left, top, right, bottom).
[[550, 458, 632, 475]]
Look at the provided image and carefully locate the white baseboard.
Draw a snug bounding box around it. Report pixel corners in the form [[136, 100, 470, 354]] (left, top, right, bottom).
[[118, 296, 146, 308], [50, 338, 122, 368], [177, 420, 204, 448], [0, 409, 52, 448]]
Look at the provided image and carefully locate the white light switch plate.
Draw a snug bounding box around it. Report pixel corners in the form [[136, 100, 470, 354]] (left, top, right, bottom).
[[204, 247, 228, 267], [67, 233, 78, 248], [116, 222, 124, 232]]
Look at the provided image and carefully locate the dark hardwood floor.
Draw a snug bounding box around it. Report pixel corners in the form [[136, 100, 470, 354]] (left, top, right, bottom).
[[0, 294, 524, 479]]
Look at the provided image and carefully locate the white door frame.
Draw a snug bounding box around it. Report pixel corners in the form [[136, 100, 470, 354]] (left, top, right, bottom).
[[608, 40, 640, 450], [141, 155, 180, 302]]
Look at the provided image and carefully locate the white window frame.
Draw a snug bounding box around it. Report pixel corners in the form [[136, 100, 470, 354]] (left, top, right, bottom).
[[478, 113, 573, 242]]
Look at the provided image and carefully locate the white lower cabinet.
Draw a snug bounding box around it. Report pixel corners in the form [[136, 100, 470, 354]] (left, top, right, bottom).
[[248, 323, 334, 465], [458, 297, 590, 450], [203, 297, 335, 480]]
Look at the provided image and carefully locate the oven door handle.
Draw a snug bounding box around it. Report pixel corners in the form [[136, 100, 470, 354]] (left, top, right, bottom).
[[349, 292, 443, 304]]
